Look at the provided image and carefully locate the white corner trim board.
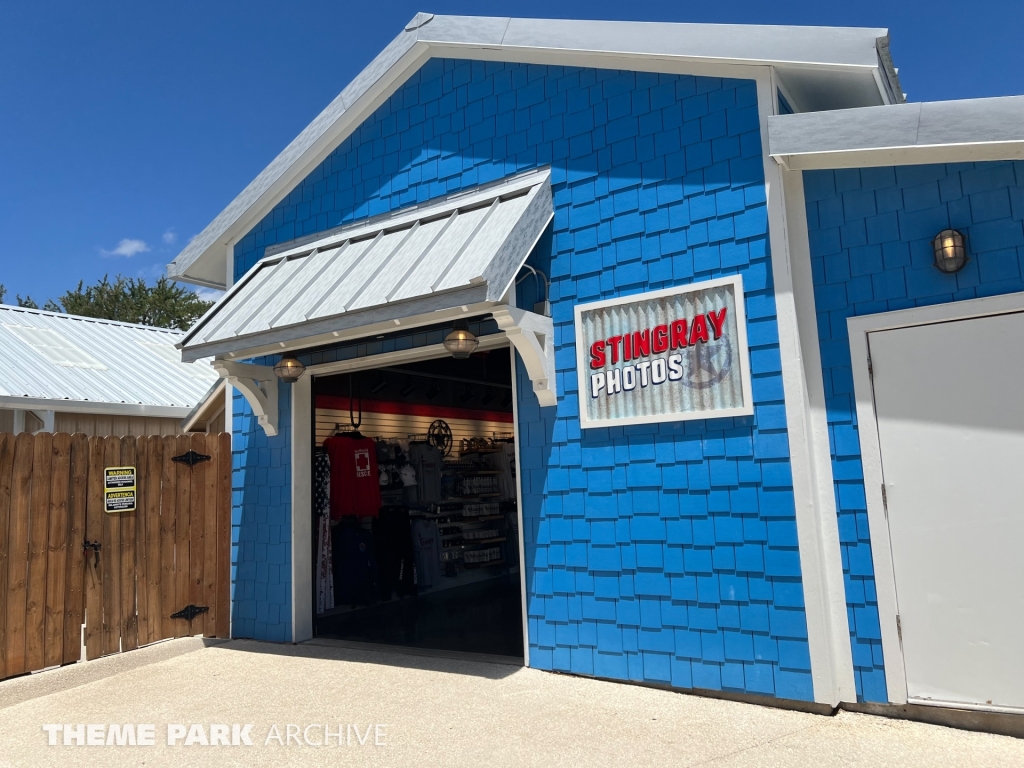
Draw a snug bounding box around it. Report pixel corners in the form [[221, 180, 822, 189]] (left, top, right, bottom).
[[759, 67, 857, 706], [846, 289, 1024, 706], [212, 360, 279, 436], [291, 374, 313, 643]]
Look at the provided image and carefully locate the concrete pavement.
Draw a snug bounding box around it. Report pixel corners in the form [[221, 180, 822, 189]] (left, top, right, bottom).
[[0, 637, 1021, 767]]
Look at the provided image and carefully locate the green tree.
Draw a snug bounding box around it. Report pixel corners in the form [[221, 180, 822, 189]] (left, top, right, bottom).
[[55, 275, 214, 330]]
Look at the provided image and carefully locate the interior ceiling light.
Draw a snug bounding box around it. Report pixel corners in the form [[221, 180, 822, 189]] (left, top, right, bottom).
[[400, 376, 416, 396], [425, 382, 441, 400], [443, 320, 479, 359], [371, 373, 388, 394], [932, 228, 968, 274], [273, 354, 305, 383]]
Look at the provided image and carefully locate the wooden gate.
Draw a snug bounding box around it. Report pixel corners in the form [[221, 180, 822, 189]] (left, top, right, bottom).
[[0, 432, 231, 681]]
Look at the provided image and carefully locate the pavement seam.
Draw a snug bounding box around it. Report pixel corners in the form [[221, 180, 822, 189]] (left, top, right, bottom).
[[683, 720, 831, 767]]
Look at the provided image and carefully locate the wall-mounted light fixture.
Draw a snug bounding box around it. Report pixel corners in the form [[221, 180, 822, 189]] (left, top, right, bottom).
[[932, 229, 968, 274], [443, 320, 479, 359], [272, 354, 305, 382]]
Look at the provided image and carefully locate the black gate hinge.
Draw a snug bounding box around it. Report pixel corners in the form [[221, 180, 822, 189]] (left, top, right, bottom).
[[170, 604, 209, 621], [172, 450, 211, 466]]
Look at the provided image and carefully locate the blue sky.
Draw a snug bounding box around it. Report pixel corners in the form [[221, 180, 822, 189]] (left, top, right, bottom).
[[2, 0, 1021, 305]]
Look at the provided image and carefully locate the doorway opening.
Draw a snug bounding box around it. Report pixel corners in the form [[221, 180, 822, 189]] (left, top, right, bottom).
[[310, 347, 524, 660]]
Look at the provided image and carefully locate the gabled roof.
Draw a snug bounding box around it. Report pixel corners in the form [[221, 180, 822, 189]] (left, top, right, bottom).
[[167, 12, 901, 289], [0, 304, 218, 417], [179, 168, 552, 362], [768, 95, 1024, 170]]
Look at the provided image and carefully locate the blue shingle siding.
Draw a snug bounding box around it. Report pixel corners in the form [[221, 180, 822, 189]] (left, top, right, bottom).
[[804, 160, 1024, 703], [232, 58, 813, 702], [231, 358, 292, 643]]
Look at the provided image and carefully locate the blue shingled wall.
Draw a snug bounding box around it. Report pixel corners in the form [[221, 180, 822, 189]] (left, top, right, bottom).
[[803, 160, 1024, 702], [231, 366, 292, 642], [232, 58, 815, 701]]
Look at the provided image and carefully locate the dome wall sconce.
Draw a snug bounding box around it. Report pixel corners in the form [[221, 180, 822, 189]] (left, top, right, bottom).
[[272, 354, 305, 382], [932, 229, 968, 274], [443, 319, 479, 359]]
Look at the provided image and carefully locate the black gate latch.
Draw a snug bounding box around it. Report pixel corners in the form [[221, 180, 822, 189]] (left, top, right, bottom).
[[171, 604, 209, 621], [172, 450, 211, 466], [83, 540, 101, 567]]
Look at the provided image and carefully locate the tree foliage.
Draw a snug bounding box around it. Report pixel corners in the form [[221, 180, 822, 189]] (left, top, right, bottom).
[[1, 276, 214, 331]]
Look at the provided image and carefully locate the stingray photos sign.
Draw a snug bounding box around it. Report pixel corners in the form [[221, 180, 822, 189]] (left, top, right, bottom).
[[574, 275, 753, 428]]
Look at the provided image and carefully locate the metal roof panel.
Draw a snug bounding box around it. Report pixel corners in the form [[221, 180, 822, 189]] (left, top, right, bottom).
[[180, 169, 553, 360], [0, 305, 218, 413]]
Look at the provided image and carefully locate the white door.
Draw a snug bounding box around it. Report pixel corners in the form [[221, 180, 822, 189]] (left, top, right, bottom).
[[869, 310, 1024, 711]]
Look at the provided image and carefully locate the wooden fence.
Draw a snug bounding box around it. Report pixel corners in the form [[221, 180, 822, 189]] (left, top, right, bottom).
[[0, 432, 231, 681]]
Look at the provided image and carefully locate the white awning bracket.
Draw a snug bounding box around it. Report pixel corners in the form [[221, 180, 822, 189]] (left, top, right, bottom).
[[492, 305, 557, 408], [213, 360, 279, 436]]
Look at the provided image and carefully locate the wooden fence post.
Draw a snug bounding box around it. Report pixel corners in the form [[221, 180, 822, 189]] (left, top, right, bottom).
[[6, 433, 35, 676], [43, 433, 71, 669], [0, 434, 15, 679], [64, 434, 88, 665], [84, 436, 105, 660]]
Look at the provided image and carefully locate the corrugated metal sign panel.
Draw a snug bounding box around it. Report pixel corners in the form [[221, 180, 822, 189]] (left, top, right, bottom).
[[574, 276, 754, 428], [179, 168, 553, 361], [0, 305, 218, 412]]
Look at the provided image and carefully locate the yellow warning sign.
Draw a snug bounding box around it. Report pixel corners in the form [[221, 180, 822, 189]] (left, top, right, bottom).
[[104, 466, 136, 513]]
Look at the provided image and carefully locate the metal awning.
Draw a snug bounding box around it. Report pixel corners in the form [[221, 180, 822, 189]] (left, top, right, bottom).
[[179, 168, 553, 362]]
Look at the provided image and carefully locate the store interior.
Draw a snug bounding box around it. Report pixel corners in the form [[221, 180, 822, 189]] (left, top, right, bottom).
[[311, 347, 524, 659]]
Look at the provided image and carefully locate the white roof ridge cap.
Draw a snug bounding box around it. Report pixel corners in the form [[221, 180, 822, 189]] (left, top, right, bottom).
[[0, 303, 183, 334]]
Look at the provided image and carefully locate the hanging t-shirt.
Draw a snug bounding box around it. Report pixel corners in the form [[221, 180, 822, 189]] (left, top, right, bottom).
[[324, 435, 381, 518], [409, 442, 443, 503], [487, 443, 517, 500], [411, 519, 442, 589]]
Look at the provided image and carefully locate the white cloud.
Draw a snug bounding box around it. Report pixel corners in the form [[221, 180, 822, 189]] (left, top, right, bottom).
[[195, 287, 225, 303], [102, 238, 150, 257], [162, 228, 177, 245]]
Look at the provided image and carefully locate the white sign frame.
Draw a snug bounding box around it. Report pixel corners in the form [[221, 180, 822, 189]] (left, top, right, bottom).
[[574, 274, 754, 429]]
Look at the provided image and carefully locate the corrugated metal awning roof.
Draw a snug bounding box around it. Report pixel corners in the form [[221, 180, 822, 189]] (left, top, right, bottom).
[[179, 168, 553, 362], [0, 305, 219, 417]]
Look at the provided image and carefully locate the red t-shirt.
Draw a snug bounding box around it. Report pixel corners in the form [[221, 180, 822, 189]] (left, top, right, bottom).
[[324, 436, 381, 518]]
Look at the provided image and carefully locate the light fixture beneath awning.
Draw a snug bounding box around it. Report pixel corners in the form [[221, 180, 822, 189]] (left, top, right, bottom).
[[273, 354, 305, 382], [444, 320, 479, 359]]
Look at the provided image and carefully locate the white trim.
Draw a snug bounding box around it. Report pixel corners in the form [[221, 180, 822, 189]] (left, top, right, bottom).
[[759, 68, 856, 706], [492, 306, 557, 408], [774, 141, 1024, 171], [212, 360, 279, 437], [171, 19, 892, 288], [304, 333, 510, 379], [509, 344, 530, 667], [847, 290, 1024, 705], [224, 378, 234, 641], [291, 374, 313, 643], [574, 275, 754, 430], [0, 396, 194, 419]]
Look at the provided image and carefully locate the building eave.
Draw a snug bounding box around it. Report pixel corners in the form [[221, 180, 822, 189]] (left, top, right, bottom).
[[167, 12, 897, 289]]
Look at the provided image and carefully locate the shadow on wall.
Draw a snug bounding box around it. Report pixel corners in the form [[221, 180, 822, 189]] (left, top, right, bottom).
[[231, 366, 293, 644]]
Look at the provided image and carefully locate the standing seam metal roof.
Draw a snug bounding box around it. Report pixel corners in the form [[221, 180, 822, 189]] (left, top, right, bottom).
[[179, 168, 553, 361], [0, 304, 218, 413]]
